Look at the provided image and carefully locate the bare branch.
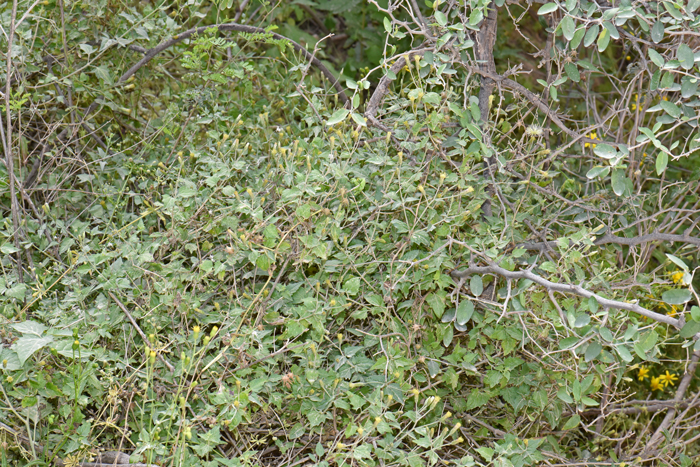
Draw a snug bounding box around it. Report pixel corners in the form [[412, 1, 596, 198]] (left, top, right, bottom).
[[520, 231, 700, 251], [449, 260, 682, 328]]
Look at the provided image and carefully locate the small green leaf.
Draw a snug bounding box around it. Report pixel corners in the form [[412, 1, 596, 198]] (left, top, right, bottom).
[[434, 10, 447, 27], [662, 289, 692, 305], [584, 24, 599, 47], [651, 20, 664, 43], [562, 415, 580, 430], [570, 27, 586, 49], [564, 62, 580, 82], [561, 16, 576, 41], [326, 109, 350, 126], [470, 275, 484, 296], [574, 313, 591, 328], [593, 143, 617, 159], [586, 166, 609, 179], [648, 49, 665, 68], [666, 253, 690, 272], [427, 292, 445, 318], [538, 2, 559, 15], [611, 169, 626, 196], [660, 100, 681, 118], [677, 43, 695, 70], [456, 300, 475, 325], [350, 112, 367, 127], [656, 152, 668, 175], [597, 28, 610, 52], [585, 342, 602, 362], [557, 388, 573, 404], [680, 320, 700, 339], [616, 345, 633, 362]]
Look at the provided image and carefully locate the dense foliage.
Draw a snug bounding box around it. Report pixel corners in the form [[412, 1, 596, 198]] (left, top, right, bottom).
[[1, 0, 699, 466]]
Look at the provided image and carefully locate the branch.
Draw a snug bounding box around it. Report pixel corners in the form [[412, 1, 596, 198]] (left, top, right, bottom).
[[365, 49, 429, 120], [108, 291, 175, 373], [449, 262, 682, 328], [521, 231, 700, 251], [464, 65, 606, 147], [643, 349, 700, 456], [119, 23, 348, 107]]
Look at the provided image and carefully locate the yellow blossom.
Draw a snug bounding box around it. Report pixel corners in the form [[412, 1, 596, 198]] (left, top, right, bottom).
[[585, 131, 599, 149], [650, 376, 663, 391], [659, 371, 678, 387], [637, 366, 650, 381], [671, 270, 686, 285]]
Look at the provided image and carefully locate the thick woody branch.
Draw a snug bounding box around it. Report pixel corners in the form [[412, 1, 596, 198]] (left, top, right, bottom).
[[450, 263, 682, 328], [119, 22, 348, 107], [520, 231, 700, 251]]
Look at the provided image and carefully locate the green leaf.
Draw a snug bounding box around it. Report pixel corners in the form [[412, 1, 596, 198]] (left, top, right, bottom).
[[585, 342, 602, 362], [616, 345, 633, 362], [351, 112, 367, 127], [662, 289, 692, 305], [427, 292, 445, 318], [11, 321, 48, 336], [597, 28, 610, 52], [611, 169, 626, 197], [680, 320, 700, 339], [434, 10, 447, 27], [588, 296, 599, 313], [10, 335, 54, 366], [648, 49, 665, 68], [586, 166, 609, 179], [0, 243, 19, 254], [574, 313, 590, 328], [570, 27, 586, 50], [681, 77, 698, 98], [564, 62, 580, 82], [660, 100, 681, 118], [691, 306, 700, 322], [562, 415, 580, 430], [441, 308, 456, 323], [537, 2, 559, 15], [470, 275, 483, 296], [295, 203, 312, 220], [593, 143, 617, 159], [255, 254, 270, 271], [583, 24, 599, 47], [456, 300, 475, 325], [557, 388, 573, 404], [466, 388, 492, 410], [651, 20, 664, 43], [343, 276, 361, 295], [326, 109, 350, 126], [561, 16, 575, 41], [656, 152, 668, 175], [677, 43, 695, 70]]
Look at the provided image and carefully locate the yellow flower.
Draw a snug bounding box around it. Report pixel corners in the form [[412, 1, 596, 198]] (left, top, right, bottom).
[[637, 366, 650, 381], [584, 131, 599, 148], [650, 376, 663, 391], [626, 55, 631, 60], [671, 270, 686, 285], [659, 371, 678, 387]]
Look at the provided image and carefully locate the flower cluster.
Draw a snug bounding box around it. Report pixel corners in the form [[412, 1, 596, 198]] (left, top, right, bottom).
[[584, 131, 599, 148], [638, 366, 678, 391]]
